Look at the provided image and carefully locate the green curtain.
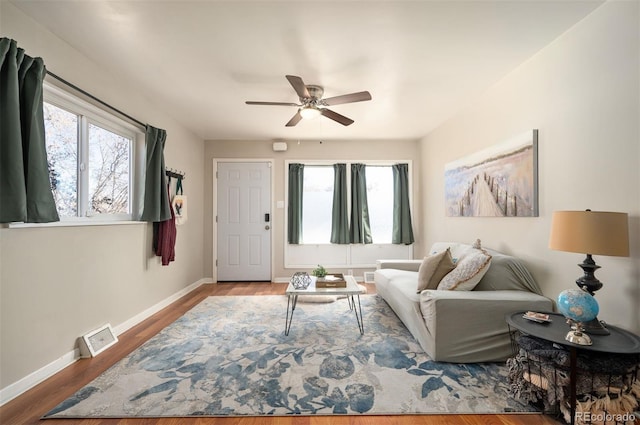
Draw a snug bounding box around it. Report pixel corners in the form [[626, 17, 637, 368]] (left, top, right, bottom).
[[140, 125, 171, 222], [330, 163, 350, 244], [350, 163, 372, 244], [392, 163, 414, 244], [287, 163, 304, 244], [0, 38, 59, 223]]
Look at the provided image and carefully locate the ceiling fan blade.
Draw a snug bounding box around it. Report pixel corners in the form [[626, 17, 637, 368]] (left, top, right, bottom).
[[285, 111, 303, 127], [322, 91, 372, 106], [320, 108, 354, 126], [286, 75, 311, 99], [246, 101, 300, 106]]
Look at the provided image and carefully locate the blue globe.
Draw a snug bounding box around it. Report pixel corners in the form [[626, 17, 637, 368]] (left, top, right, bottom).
[[557, 289, 599, 322]]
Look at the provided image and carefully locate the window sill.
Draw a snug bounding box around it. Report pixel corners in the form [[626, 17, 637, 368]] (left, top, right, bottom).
[[7, 220, 146, 229]]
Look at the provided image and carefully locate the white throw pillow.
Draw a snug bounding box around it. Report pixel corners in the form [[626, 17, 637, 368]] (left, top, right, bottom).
[[417, 248, 456, 293], [437, 248, 492, 291]]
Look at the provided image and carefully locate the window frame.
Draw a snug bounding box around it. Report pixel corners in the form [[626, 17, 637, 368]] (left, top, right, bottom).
[[9, 82, 145, 228]]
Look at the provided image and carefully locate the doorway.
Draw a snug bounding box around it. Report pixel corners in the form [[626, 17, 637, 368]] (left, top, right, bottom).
[[215, 161, 272, 281]]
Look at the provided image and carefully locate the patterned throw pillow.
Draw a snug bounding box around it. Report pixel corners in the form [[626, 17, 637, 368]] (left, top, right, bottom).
[[417, 248, 456, 293], [437, 248, 492, 291]]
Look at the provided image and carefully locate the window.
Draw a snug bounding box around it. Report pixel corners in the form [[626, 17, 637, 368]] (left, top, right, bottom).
[[365, 166, 394, 243], [301, 166, 334, 243], [43, 84, 141, 222], [291, 162, 410, 245]]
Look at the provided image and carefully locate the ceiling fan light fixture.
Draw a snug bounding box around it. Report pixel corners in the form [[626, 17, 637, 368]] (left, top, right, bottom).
[[299, 105, 322, 120]]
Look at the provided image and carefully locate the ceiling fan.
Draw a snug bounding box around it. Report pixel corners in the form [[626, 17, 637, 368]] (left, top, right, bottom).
[[245, 75, 372, 127]]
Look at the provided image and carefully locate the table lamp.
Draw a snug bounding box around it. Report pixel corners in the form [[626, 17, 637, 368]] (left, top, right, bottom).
[[549, 209, 629, 335]]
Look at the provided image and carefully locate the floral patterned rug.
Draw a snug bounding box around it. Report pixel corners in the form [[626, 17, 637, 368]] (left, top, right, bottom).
[[44, 295, 536, 418]]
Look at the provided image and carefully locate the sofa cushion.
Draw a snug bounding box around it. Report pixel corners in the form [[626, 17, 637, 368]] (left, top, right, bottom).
[[437, 248, 492, 291], [374, 268, 421, 303], [475, 250, 543, 293], [416, 248, 456, 293]]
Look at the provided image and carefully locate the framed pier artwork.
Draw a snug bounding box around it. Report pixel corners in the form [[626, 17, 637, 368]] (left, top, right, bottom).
[[445, 130, 538, 217]]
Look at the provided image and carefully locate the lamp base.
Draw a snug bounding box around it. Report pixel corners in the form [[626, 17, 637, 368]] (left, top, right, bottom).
[[576, 254, 602, 295], [582, 316, 610, 335], [573, 254, 610, 336]]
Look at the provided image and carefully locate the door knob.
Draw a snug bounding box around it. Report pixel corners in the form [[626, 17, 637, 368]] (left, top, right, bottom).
[[265, 225, 270, 230]]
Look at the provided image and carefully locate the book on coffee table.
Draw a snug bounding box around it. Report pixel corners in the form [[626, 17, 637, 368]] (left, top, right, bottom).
[[316, 273, 347, 288]]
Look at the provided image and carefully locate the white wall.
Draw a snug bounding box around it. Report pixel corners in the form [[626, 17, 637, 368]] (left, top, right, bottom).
[[0, 3, 206, 399], [419, 1, 639, 333]]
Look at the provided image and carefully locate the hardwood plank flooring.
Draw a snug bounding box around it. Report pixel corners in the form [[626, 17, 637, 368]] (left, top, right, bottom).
[[0, 282, 561, 425]]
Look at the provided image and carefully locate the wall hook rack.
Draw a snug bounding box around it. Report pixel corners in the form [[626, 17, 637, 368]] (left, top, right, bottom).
[[165, 167, 186, 180]]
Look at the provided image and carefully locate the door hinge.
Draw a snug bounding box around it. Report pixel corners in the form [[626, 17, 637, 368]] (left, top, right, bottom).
[[215, 215, 218, 223], [215, 259, 218, 266]]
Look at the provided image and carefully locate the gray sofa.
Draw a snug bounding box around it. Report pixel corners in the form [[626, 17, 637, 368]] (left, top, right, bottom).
[[374, 242, 553, 363]]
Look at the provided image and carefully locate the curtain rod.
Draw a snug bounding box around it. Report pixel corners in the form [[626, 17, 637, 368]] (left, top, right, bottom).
[[46, 70, 146, 129]]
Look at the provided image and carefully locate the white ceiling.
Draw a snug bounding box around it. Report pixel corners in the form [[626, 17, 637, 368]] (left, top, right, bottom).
[[11, 0, 604, 141]]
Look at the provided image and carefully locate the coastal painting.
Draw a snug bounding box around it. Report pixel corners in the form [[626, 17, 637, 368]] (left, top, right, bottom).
[[445, 130, 538, 217]]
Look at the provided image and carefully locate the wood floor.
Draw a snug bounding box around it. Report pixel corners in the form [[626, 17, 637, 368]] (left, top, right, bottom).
[[0, 282, 561, 425]]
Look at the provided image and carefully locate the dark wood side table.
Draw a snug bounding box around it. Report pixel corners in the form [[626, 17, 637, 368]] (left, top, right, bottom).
[[506, 311, 640, 425]]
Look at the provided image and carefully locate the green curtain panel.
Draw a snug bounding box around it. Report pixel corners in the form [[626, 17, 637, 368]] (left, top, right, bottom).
[[350, 163, 372, 244], [0, 38, 59, 223], [330, 163, 350, 244], [287, 163, 304, 244], [140, 125, 171, 222], [392, 163, 414, 244]]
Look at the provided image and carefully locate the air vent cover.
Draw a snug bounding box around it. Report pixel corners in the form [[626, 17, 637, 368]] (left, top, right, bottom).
[[364, 271, 375, 284], [79, 324, 118, 358]]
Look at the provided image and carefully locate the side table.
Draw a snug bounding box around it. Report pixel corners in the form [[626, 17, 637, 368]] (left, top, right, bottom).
[[506, 311, 640, 425]]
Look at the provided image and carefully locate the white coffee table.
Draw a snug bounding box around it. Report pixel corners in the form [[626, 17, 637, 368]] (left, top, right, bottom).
[[285, 274, 364, 335]]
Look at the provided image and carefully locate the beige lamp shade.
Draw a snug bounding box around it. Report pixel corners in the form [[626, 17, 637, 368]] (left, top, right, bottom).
[[549, 210, 629, 257]]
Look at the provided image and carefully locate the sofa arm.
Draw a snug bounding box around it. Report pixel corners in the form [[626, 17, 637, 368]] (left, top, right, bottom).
[[376, 259, 422, 272], [419, 290, 553, 362]]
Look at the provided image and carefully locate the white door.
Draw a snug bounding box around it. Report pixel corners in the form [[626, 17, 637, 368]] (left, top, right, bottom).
[[216, 162, 271, 281]]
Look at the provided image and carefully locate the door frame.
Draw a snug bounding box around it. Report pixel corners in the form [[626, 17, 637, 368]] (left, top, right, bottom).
[[212, 158, 275, 283]]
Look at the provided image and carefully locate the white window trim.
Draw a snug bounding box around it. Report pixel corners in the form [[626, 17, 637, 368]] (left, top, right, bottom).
[[10, 82, 146, 228]]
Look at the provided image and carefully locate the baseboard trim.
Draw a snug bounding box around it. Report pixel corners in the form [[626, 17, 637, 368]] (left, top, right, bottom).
[[0, 349, 80, 407], [0, 278, 212, 407], [113, 278, 211, 335]]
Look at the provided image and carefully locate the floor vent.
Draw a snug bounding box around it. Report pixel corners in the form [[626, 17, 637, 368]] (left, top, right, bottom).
[[364, 271, 376, 284], [79, 324, 118, 358]]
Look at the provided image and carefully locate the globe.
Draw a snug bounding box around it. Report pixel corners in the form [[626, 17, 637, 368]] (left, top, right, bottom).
[[557, 289, 599, 322]]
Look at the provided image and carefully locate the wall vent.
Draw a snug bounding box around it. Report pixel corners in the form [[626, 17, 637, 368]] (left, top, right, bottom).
[[364, 271, 376, 284], [78, 324, 118, 358]]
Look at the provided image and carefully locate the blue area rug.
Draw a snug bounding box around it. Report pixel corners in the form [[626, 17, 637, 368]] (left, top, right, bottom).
[[44, 295, 536, 418]]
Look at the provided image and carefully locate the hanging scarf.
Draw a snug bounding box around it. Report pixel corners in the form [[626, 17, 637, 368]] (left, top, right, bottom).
[[153, 178, 176, 265], [172, 176, 188, 225]]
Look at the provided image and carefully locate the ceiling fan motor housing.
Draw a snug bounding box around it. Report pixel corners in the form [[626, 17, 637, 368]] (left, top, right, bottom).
[[304, 85, 324, 101]]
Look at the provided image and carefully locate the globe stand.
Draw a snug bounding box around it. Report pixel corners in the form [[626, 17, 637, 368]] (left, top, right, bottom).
[[565, 319, 593, 346]]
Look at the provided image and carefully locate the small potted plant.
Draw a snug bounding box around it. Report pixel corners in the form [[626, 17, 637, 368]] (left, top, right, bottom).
[[311, 264, 327, 278]]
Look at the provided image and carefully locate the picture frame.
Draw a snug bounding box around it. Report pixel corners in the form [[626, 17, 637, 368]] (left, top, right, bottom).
[[445, 130, 538, 217]]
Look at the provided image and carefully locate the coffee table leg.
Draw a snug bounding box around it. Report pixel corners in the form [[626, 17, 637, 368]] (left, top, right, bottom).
[[351, 294, 364, 334], [285, 294, 298, 335]]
